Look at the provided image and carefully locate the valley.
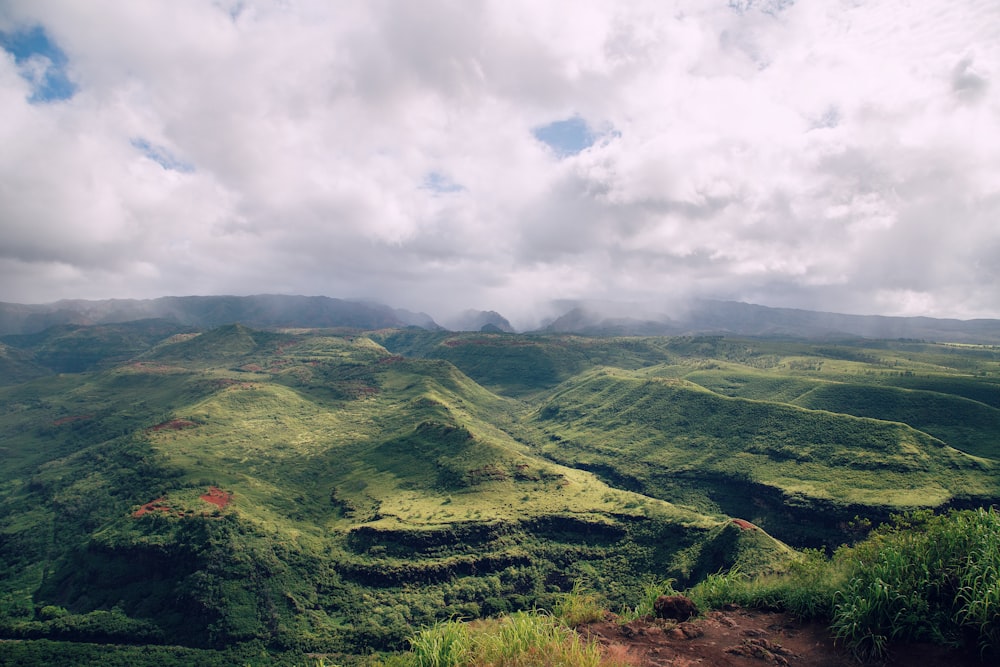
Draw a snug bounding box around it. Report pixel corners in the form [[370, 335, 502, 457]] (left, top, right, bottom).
[[1, 321, 999, 664]]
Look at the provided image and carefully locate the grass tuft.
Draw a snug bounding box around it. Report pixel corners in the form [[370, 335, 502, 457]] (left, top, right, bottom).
[[409, 619, 470, 667], [405, 610, 631, 667], [617, 579, 677, 622], [554, 582, 606, 627]]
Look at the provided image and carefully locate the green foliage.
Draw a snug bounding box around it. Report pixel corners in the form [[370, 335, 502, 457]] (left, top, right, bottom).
[[791, 382, 1000, 459], [0, 320, 196, 373], [408, 620, 470, 667], [616, 578, 678, 622], [831, 508, 1000, 660], [687, 548, 841, 620], [405, 611, 620, 667], [3, 324, 1000, 662], [553, 582, 606, 627], [688, 509, 1000, 661], [526, 360, 1000, 548]]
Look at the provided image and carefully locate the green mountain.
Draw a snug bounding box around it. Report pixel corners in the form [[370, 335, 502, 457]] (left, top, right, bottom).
[[1, 325, 998, 663], [0, 295, 440, 336]]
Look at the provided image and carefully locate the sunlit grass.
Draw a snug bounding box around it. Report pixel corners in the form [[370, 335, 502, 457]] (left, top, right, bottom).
[[406, 611, 629, 667]]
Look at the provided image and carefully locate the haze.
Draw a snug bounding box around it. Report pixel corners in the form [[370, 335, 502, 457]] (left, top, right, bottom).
[[2, 0, 999, 329]]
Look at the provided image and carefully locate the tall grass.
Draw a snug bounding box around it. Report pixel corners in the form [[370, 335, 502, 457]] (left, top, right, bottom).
[[406, 610, 628, 667], [688, 549, 841, 620], [553, 582, 606, 627], [409, 620, 471, 667], [831, 508, 1000, 660], [688, 509, 1000, 661]]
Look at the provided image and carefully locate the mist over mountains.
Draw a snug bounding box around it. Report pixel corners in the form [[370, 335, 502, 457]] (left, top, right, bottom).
[[540, 300, 1000, 343], [2, 294, 1000, 343]]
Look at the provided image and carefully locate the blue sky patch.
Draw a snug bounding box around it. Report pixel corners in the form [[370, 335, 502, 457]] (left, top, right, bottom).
[[131, 138, 196, 173], [0, 25, 77, 103], [422, 171, 464, 194], [532, 116, 597, 157]]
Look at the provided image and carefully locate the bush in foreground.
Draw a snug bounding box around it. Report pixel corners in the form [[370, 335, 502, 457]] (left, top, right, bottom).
[[688, 508, 1000, 661]]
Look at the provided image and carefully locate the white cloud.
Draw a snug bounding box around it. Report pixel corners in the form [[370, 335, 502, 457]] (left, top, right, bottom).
[[1, 0, 999, 327]]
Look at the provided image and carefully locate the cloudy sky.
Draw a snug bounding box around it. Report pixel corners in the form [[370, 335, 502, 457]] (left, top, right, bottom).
[[1, 0, 999, 327]]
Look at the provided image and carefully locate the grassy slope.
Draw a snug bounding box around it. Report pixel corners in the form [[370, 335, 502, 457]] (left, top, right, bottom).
[[533, 370, 1000, 543], [373, 330, 673, 396], [0, 327, 785, 658], [2, 327, 999, 661], [397, 333, 1000, 547]]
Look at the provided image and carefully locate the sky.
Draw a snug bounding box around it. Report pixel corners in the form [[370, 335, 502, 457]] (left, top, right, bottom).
[[1, 0, 999, 328]]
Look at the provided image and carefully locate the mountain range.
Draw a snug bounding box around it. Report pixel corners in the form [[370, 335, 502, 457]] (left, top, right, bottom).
[[2, 294, 1000, 343]]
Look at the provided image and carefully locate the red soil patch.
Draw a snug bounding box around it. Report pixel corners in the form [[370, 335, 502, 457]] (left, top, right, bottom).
[[133, 487, 232, 519], [581, 607, 989, 666], [151, 419, 197, 431], [133, 498, 171, 518], [732, 518, 758, 531], [200, 486, 233, 509], [52, 414, 92, 426]]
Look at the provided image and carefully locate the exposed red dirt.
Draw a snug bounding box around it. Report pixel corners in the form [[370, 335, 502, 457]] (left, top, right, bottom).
[[732, 518, 758, 531], [582, 608, 990, 667], [200, 486, 233, 509], [133, 487, 232, 518], [132, 497, 172, 518], [52, 414, 92, 426]]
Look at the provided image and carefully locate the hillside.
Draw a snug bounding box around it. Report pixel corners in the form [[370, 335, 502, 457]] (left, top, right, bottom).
[[379, 332, 1000, 547], [1, 325, 999, 663], [0, 295, 440, 336], [0, 326, 788, 661]]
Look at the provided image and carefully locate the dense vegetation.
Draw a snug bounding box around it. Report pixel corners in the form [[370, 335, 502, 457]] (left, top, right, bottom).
[[0, 323, 998, 663], [688, 508, 1000, 661], [396, 509, 1000, 666]]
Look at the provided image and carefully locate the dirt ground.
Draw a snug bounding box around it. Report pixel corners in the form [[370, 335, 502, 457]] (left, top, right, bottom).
[[580, 606, 990, 667]]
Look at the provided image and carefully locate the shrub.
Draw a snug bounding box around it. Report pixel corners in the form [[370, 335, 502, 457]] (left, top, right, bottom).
[[687, 509, 1000, 662], [831, 508, 1000, 660]]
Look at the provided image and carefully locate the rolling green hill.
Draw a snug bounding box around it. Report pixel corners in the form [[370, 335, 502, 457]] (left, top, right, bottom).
[[1, 326, 999, 663], [526, 366, 997, 546], [0, 327, 788, 662]]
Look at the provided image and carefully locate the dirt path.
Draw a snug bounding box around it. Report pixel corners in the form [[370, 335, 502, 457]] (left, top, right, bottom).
[[581, 607, 988, 667]]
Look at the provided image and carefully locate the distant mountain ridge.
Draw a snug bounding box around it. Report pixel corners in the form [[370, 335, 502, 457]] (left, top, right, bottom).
[[0, 294, 441, 335], [540, 299, 1000, 344], [442, 309, 515, 333], [3, 295, 1000, 343]]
